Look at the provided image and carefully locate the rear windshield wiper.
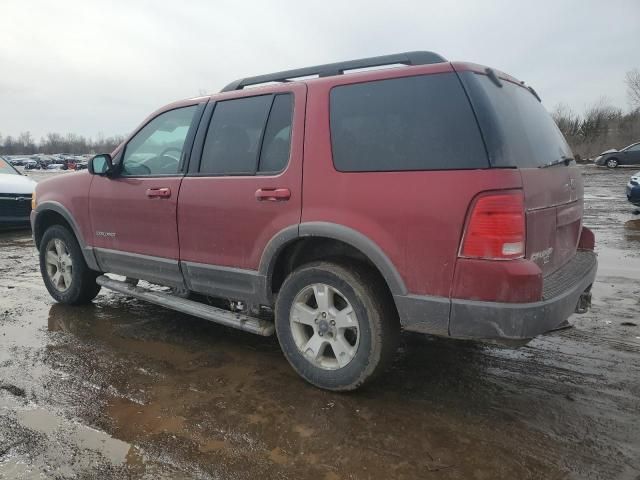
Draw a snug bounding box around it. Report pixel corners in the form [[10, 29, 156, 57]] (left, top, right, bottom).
[[539, 156, 574, 168]]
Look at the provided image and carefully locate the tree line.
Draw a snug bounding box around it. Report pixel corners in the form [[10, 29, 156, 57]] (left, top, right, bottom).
[[545, 69, 640, 161], [0, 131, 124, 156]]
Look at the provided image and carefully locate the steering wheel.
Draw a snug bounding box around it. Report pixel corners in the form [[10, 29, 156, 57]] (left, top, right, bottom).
[[159, 147, 182, 161]]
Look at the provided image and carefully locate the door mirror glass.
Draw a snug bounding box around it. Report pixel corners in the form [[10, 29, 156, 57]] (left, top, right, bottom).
[[89, 154, 113, 175]]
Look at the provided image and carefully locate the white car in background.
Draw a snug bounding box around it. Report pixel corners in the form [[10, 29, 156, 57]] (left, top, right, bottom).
[[0, 157, 37, 229]]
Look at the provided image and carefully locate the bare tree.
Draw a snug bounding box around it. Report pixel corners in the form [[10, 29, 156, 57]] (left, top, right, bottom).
[[552, 103, 580, 139], [626, 69, 640, 108], [579, 97, 621, 141]]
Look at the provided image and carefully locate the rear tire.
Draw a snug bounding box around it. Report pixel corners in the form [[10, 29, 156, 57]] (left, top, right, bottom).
[[39, 225, 101, 304], [275, 261, 399, 391], [606, 158, 618, 168]]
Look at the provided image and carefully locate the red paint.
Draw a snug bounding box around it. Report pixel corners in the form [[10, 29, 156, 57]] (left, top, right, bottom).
[[34, 59, 592, 306], [578, 226, 595, 251], [302, 75, 524, 297], [33, 171, 93, 244], [89, 176, 183, 259], [520, 166, 583, 276], [177, 82, 306, 270], [452, 258, 542, 303]]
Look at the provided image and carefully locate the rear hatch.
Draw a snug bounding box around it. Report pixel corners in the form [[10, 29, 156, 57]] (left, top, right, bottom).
[[457, 67, 582, 275]]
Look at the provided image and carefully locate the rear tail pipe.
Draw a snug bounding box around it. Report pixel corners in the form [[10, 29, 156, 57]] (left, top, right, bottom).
[[575, 286, 593, 314]]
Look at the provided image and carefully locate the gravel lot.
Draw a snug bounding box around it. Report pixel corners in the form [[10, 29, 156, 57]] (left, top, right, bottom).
[[1, 166, 639, 479]]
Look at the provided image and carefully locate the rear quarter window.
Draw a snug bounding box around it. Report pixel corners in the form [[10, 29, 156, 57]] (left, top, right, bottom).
[[329, 73, 488, 172], [460, 72, 572, 168]]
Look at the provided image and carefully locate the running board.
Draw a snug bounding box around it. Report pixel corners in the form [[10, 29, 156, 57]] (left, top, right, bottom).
[[96, 275, 275, 336]]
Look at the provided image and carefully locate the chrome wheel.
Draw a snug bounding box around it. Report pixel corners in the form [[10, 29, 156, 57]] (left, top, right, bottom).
[[45, 238, 73, 292], [607, 158, 618, 168], [289, 283, 360, 370]]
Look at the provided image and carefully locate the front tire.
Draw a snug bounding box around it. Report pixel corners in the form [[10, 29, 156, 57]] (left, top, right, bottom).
[[275, 262, 399, 391], [39, 225, 101, 304], [606, 158, 619, 168]]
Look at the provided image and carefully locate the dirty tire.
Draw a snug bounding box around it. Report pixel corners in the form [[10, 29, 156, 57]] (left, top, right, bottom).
[[39, 225, 101, 305], [275, 261, 399, 391], [606, 158, 618, 168]]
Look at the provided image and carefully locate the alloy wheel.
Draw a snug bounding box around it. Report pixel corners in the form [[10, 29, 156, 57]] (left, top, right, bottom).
[[289, 283, 360, 370], [45, 238, 73, 292]]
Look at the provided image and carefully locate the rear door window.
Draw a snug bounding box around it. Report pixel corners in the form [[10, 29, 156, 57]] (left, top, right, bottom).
[[199, 94, 293, 176], [258, 94, 293, 173], [329, 73, 488, 172], [461, 73, 572, 168]]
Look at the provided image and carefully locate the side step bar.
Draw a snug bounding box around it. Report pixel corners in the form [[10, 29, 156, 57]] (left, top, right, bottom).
[[96, 275, 275, 336]]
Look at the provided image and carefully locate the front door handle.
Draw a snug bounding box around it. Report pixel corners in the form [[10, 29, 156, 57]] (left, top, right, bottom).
[[255, 188, 291, 202], [146, 187, 171, 198]]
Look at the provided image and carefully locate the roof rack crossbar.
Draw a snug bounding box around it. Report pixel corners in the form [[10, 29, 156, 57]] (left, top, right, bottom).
[[221, 51, 447, 92]]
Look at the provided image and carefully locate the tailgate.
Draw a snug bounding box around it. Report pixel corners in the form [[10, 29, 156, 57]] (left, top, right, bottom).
[[521, 166, 583, 276]]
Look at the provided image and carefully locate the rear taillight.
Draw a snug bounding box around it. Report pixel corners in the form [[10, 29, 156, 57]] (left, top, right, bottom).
[[460, 191, 525, 260]]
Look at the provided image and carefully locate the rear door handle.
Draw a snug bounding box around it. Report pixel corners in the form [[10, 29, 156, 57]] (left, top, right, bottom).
[[146, 187, 171, 198], [255, 188, 291, 201]]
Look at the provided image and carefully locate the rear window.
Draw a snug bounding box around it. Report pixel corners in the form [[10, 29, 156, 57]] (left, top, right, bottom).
[[329, 73, 488, 172], [464, 73, 572, 168]]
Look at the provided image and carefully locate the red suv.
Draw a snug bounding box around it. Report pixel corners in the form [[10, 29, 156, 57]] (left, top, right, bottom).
[[31, 52, 597, 391]]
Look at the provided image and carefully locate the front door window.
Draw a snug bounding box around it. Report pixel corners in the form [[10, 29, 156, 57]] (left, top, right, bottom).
[[121, 106, 197, 176]]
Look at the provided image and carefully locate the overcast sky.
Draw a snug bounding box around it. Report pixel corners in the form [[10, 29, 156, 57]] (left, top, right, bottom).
[[1, 0, 638, 141]]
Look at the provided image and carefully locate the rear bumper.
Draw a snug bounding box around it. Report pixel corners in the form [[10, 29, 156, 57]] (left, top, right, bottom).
[[448, 250, 597, 342], [396, 250, 597, 343]]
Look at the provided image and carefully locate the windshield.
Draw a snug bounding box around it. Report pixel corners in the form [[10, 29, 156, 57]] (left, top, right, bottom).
[[0, 158, 20, 175], [462, 72, 573, 168]]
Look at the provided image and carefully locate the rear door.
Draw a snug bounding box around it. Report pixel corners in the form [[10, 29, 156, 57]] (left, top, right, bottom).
[[177, 83, 305, 301], [459, 69, 583, 275]]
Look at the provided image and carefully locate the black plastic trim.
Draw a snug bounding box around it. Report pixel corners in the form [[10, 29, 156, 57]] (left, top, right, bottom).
[[394, 294, 451, 336], [32, 202, 100, 271], [181, 261, 267, 304], [93, 247, 186, 288], [299, 222, 407, 295], [221, 51, 447, 92]]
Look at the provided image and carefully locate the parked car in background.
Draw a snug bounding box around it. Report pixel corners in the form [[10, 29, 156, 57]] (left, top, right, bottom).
[[0, 157, 36, 228], [31, 52, 597, 391], [46, 163, 66, 170], [24, 159, 42, 170], [627, 171, 640, 206], [594, 142, 640, 168], [9, 157, 30, 167]]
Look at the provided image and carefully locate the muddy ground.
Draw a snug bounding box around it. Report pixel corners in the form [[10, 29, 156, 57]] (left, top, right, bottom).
[[1, 167, 639, 479]]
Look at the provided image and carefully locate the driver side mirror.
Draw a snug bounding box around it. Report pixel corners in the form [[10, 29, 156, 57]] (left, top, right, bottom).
[[89, 154, 114, 176]]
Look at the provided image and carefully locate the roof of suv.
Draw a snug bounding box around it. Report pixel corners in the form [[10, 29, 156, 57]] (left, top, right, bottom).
[[220, 51, 448, 93]]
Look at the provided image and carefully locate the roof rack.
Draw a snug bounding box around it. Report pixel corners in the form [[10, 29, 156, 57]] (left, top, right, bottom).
[[221, 51, 447, 92]]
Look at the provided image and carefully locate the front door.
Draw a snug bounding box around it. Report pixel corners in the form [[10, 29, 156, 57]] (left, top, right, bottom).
[[178, 84, 306, 302], [89, 103, 201, 286]]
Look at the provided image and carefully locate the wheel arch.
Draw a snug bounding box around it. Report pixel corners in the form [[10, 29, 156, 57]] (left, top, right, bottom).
[[260, 222, 407, 298], [33, 202, 100, 271]]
